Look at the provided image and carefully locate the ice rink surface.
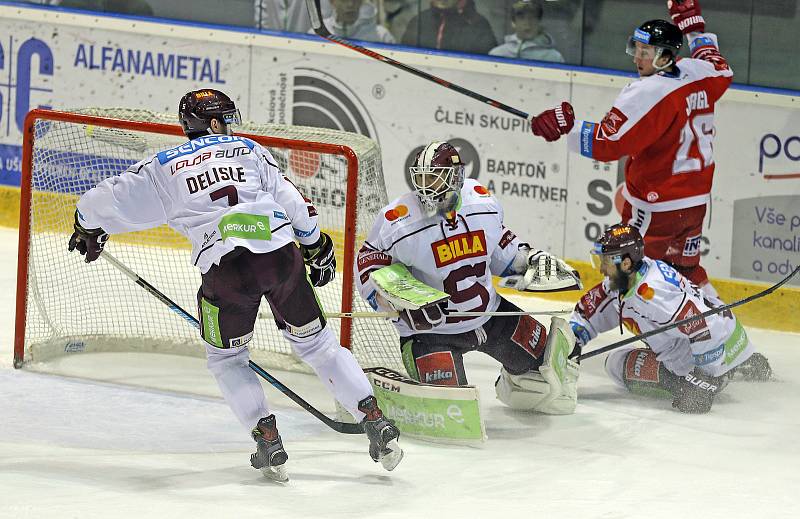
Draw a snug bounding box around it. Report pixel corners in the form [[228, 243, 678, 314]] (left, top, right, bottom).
[[2, 226, 799, 519]]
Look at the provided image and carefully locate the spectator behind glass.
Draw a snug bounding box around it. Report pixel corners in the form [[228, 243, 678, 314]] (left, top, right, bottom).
[[401, 0, 497, 55], [255, 0, 331, 32], [310, 0, 396, 44], [33, 0, 153, 15], [490, 0, 564, 63]]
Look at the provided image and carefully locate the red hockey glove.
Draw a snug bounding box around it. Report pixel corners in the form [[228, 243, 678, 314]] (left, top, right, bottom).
[[531, 102, 575, 143], [667, 0, 705, 34]]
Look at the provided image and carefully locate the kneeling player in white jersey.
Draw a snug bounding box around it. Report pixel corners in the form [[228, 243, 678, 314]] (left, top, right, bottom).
[[355, 141, 582, 415], [530, 0, 731, 298], [67, 89, 402, 480], [569, 225, 772, 414]]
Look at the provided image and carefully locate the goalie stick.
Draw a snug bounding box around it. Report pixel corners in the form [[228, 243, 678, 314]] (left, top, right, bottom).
[[577, 265, 800, 361], [100, 250, 364, 435], [304, 0, 532, 121]]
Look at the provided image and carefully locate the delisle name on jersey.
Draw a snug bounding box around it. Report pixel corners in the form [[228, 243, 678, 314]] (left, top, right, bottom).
[[76, 135, 320, 273]]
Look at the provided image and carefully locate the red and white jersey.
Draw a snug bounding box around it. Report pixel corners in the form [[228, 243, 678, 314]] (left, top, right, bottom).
[[567, 33, 733, 212], [76, 135, 320, 273], [355, 179, 524, 336], [568, 257, 754, 377]]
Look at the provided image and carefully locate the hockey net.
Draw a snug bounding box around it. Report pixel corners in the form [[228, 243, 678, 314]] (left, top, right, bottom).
[[14, 108, 404, 375]]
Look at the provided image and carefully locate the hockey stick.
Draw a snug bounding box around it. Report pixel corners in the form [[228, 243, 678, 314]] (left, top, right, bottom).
[[259, 309, 572, 320], [304, 0, 531, 121], [99, 250, 364, 435], [577, 265, 800, 361]]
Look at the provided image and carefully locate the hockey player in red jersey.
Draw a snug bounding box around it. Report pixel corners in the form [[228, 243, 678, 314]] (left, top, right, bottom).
[[569, 225, 772, 414], [530, 0, 731, 297]]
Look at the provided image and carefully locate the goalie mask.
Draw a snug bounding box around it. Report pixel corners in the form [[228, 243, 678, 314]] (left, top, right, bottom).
[[626, 19, 682, 71], [409, 141, 465, 216], [178, 89, 242, 137]]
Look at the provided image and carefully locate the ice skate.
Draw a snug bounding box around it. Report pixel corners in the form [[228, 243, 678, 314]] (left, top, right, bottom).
[[358, 396, 403, 471], [250, 415, 289, 482]]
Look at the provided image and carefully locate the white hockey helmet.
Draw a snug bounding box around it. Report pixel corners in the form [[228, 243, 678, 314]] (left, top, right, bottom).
[[409, 141, 465, 216]]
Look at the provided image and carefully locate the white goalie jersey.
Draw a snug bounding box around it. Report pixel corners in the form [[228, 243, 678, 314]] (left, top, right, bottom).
[[355, 179, 524, 336], [569, 257, 755, 378], [76, 135, 320, 273]]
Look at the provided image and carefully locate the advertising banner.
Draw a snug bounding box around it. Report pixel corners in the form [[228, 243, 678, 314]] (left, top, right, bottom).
[[0, 7, 797, 285]]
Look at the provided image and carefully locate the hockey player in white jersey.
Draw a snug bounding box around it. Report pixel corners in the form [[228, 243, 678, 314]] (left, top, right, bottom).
[[569, 225, 772, 414], [355, 141, 582, 414], [67, 89, 402, 480]]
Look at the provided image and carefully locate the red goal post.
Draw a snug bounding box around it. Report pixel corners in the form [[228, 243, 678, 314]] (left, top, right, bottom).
[[14, 108, 403, 375]]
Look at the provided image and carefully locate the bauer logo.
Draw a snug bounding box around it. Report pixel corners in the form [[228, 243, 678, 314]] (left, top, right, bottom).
[[291, 68, 377, 140]]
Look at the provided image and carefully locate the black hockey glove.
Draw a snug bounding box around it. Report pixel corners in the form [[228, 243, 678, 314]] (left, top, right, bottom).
[[670, 369, 727, 414], [68, 210, 108, 263], [300, 232, 336, 287], [399, 302, 447, 332]]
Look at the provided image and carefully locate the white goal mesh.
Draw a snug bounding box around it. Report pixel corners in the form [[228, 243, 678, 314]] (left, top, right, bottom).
[[15, 108, 404, 375]]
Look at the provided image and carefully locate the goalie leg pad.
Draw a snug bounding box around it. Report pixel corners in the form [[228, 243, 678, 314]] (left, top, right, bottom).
[[495, 316, 579, 414], [476, 297, 545, 374], [400, 335, 469, 385]]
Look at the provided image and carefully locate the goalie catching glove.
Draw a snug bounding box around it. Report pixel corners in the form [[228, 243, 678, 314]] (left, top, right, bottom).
[[68, 210, 108, 263], [499, 244, 582, 292], [300, 232, 336, 287]]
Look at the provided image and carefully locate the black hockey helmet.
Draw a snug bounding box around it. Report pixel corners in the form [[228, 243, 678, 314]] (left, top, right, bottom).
[[178, 89, 241, 136], [591, 224, 645, 270], [627, 19, 683, 57]]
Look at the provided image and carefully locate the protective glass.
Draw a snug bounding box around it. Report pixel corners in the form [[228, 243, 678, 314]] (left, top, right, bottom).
[[409, 164, 465, 214], [589, 245, 621, 271], [626, 39, 659, 60]]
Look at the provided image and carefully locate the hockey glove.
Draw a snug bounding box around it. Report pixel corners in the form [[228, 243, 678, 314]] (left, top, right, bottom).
[[67, 210, 108, 263], [667, 0, 705, 34], [671, 369, 727, 414], [500, 245, 582, 292], [531, 102, 575, 142], [300, 232, 336, 287], [398, 302, 447, 332]]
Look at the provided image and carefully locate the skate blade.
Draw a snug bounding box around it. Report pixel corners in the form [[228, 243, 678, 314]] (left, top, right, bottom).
[[260, 464, 289, 483], [379, 439, 403, 472]]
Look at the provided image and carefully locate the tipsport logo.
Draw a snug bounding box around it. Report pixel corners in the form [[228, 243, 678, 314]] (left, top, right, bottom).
[[403, 138, 480, 191], [292, 67, 377, 140], [0, 36, 54, 137]]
